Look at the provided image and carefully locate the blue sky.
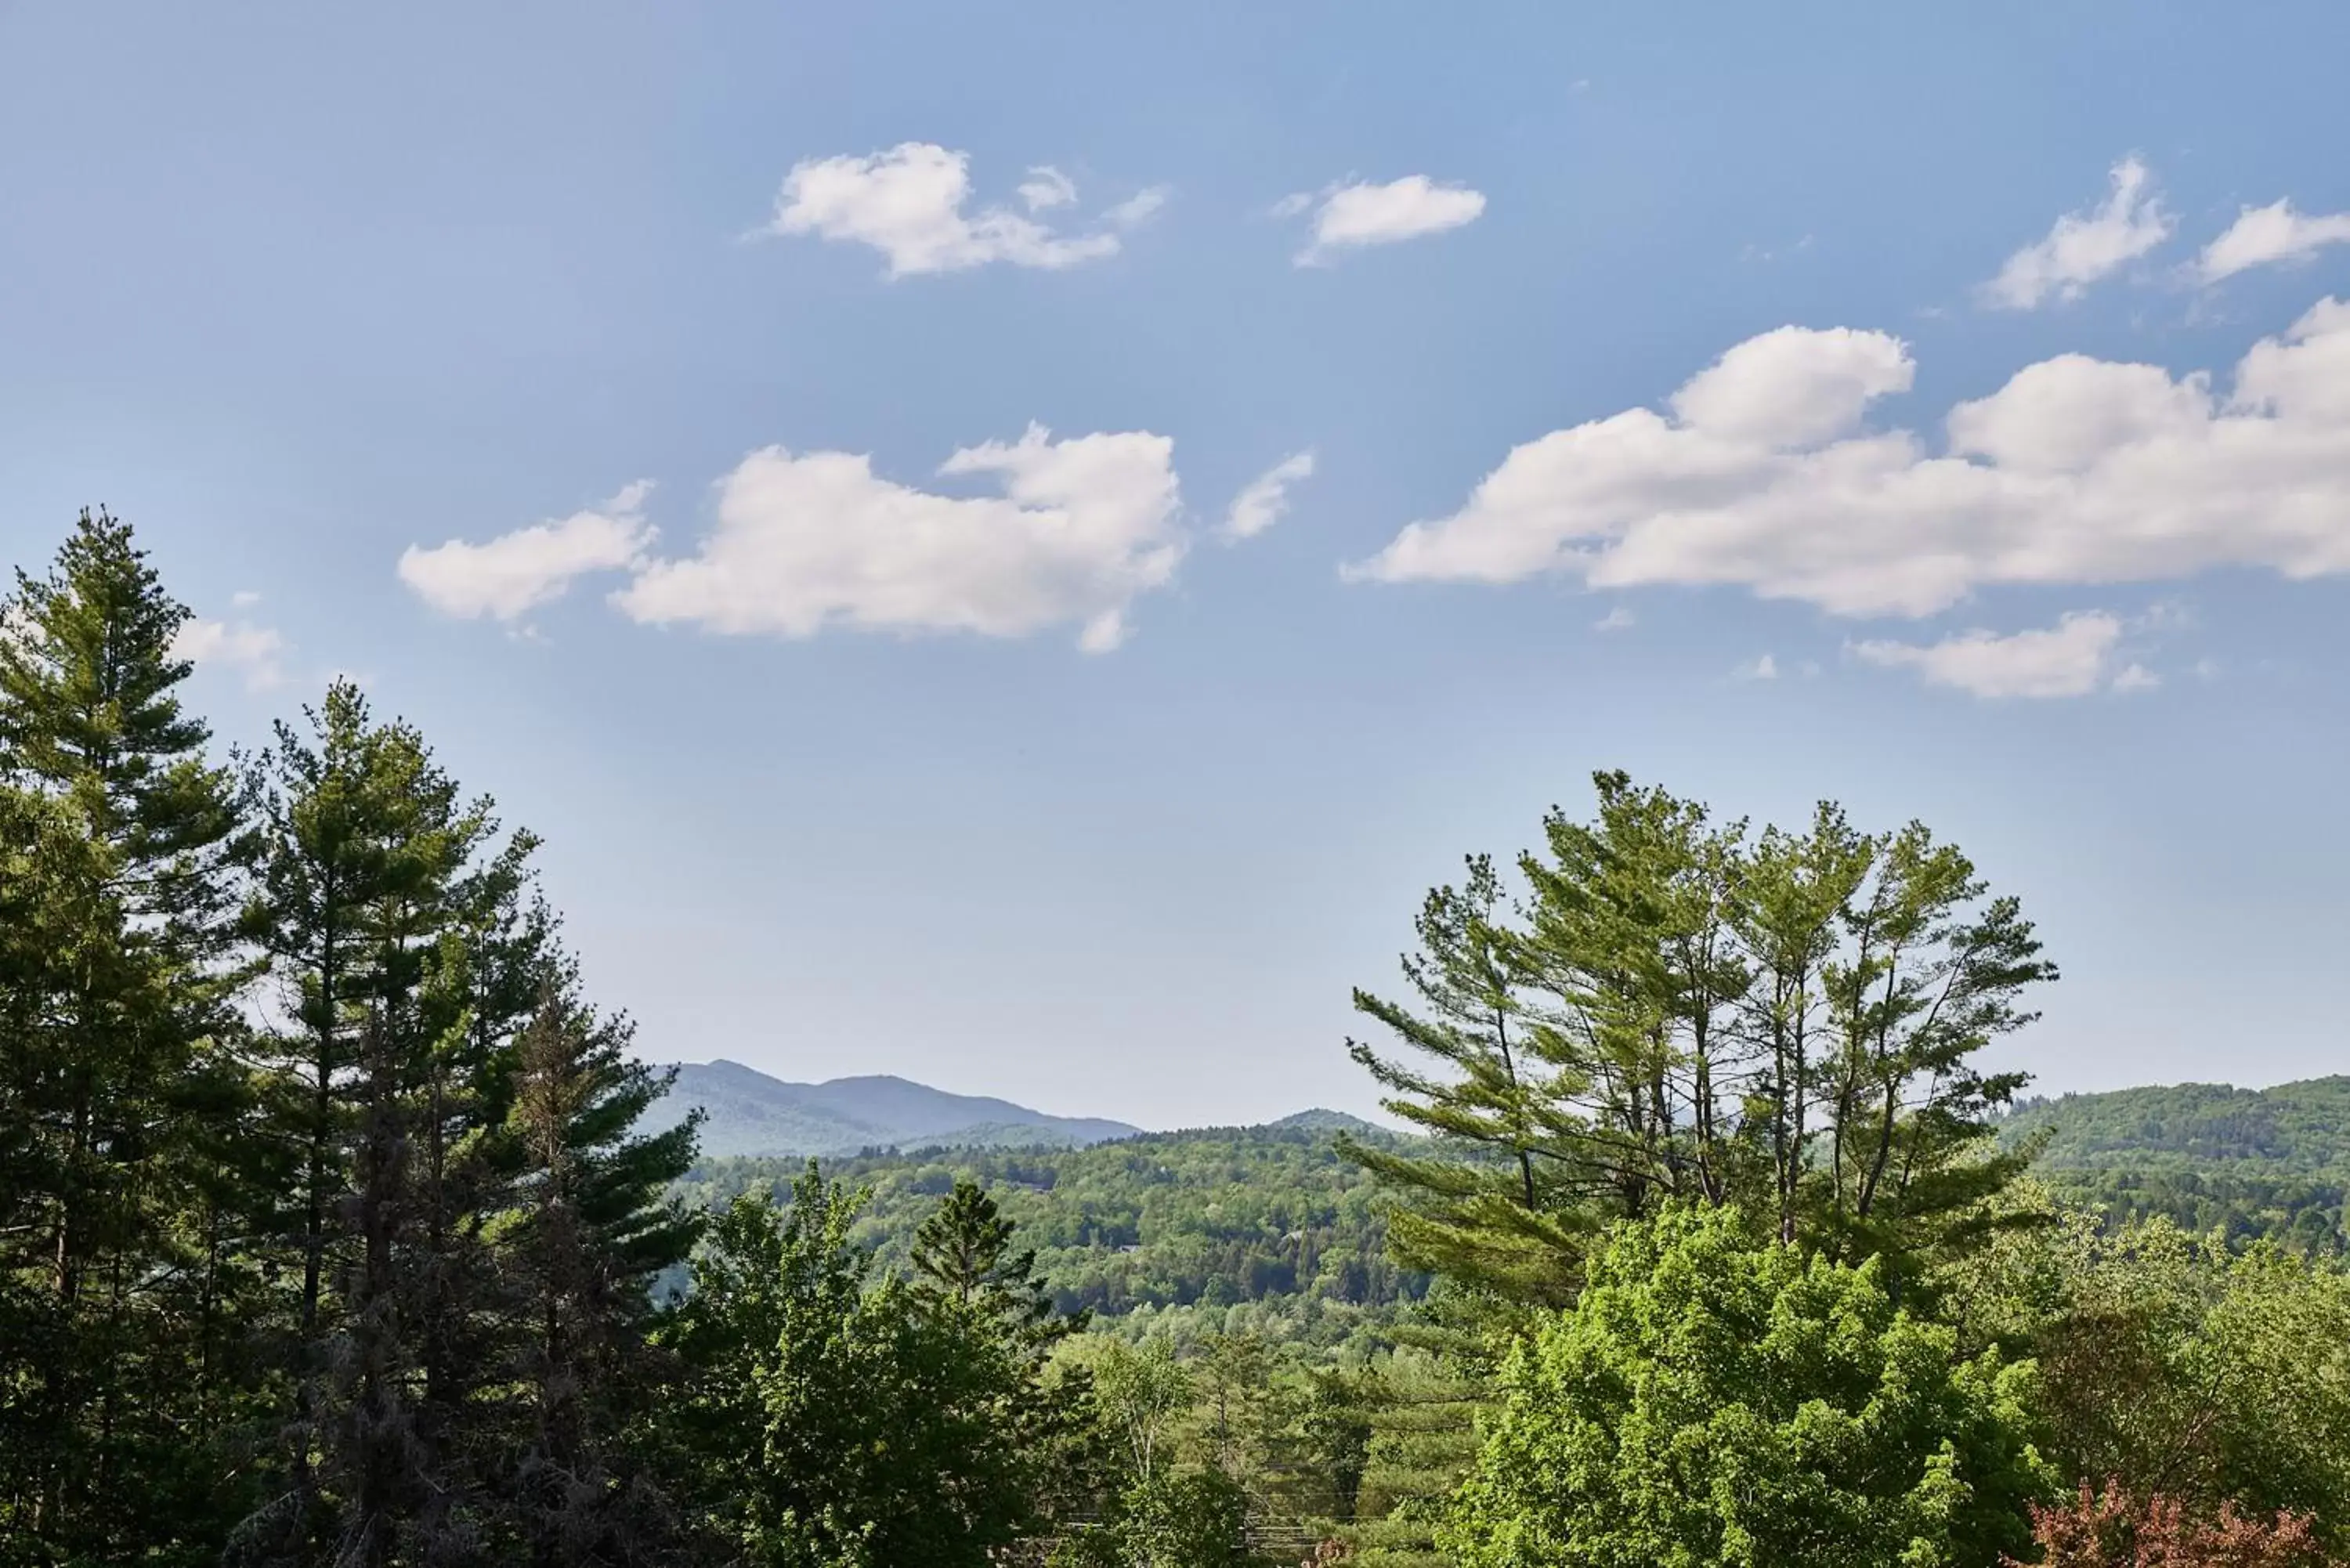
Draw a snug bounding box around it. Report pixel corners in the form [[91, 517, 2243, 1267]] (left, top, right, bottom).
[[5, 2, 2348, 1126]]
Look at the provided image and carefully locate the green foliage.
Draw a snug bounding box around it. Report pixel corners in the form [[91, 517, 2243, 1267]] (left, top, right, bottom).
[[500, 992, 703, 1563], [663, 1169, 1079, 1567], [1344, 854, 1596, 1303], [1941, 1203, 2350, 1549], [0, 511, 258, 1562], [679, 1125, 1427, 1345], [0, 516, 703, 1566], [1446, 1205, 2052, 1568], [1347, 773, 2054, 1306], [1999, 1078, 2350, 1252]]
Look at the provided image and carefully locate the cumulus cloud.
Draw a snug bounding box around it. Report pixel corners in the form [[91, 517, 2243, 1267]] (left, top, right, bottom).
[[1282, 175, 1486, 265], [172, 616, 288, 691], [1733, 653, 1779, 682], [1222, 450, 1316, 540], [768, 143, 1126, 277], [2196, 198, 2350, 283], [400, 482, 655, 622], [1850, 612, 2128, 698], [1668, 326, 1914, 448], [1018, 165, 1077, 212], [1981, 157, 2173, 309], [613, 426, 1184, 652], [1348, 297, 2350, 620]]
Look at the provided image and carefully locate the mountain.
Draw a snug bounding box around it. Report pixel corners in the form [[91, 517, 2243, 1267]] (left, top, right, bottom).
[[647, 1060, 1142, 1158], [1999, 1075, 2350, 1252], [2001, 1075, 2350, 1176], [1266, 1107, 1384, 1135]]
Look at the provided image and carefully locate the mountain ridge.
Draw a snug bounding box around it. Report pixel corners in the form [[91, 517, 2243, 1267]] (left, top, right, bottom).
[[646, 1060, 1146, 1159]]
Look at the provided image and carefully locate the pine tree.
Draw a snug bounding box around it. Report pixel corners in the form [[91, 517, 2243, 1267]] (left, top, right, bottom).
[[0, 510, 254, 1560], [1347, 774, 2057, 1300], [236, 681, 524, 1564], [499, 986, 700, 1566], [910, 1178, 1076, 1349], [1340, 856, 1594, 1303]]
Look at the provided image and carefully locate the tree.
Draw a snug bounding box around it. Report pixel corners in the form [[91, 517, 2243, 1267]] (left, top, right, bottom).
[[0, 509, 255, 1561], [1347, 774, 2056, 1299], [498, 988, 702, 1566], [1444, 1205, 2052, 1568], [1341, 855, 1593, 1302], [1943, 1209, 2350, 1550], [234, 680, 545, 1564], [2010, 1483, 2330, 1568], [912, 1176, 1073, 1345], [663, 1172, 1062, 1567], [1087, 1336, 1195, 1487]]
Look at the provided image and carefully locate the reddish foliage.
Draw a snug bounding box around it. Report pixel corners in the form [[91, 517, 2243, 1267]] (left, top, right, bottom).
[[2009, 1481, 2335, 1568]]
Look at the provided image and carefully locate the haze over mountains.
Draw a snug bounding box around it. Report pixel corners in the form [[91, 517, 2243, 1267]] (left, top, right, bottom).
[[652, 1057, 2350, 1178], [645, 1058, 1387, 1158]]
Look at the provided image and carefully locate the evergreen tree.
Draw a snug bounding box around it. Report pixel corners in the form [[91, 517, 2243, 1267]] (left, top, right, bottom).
[[0, 510, 253, 1561], [235, 681, 527, 1564], [1341, 855, 1593, 1302], [911, 1176, 1076, 1346], [499, 988, 701, 1566], [1347, 774, 2055, 1297]]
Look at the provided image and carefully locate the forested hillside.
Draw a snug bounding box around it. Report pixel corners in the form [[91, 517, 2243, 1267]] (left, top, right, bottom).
[[678, 1125, 1428, 1346], [2004, 1077, 2350, 1251]]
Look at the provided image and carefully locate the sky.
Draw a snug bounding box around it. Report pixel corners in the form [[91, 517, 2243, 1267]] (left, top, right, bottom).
[[5, 2, 2349, 1128]]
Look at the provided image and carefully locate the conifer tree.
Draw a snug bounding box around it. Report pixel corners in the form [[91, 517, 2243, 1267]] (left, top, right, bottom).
[[237, 681, 526, 1563], [911, 1177, 1075, 1349], [0, 509, 253, 1559], [1340, 856, 1593, 1302], [499, 987, 700, 1566], [1347, 774, 2056, 1298]]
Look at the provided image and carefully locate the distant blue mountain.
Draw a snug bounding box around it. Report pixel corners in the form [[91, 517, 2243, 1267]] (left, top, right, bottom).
[[646, 1060, 1143, 1159]]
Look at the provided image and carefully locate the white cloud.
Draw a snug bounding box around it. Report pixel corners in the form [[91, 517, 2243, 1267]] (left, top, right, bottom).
[[1593, 605, 1636, 632], [1668, 325, 1914, 448], [2196, 198, 2350, 283], [769, 143, 1125, 277], [400, 482, 655, 622], [1981, 157, 2174, 309], [1103, 186, 1170, 229], [230, 588, 262, 609], [613, 425, 1183, 652], [172, 616, 287, 691], [2112, 662, 2160, 692], [1349, 297, 2350, 618], [1018, 165, 1077, 212], [1733, 653, 1779, 681], [1284, 175, 1486, 265], [1851, 612, 2127, 699], [1222, 450, 1315, 540]]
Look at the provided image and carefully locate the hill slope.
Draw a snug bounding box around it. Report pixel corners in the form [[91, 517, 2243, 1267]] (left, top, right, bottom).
[[675, 1123, 1425, 1342], [2001, 1075, 2350, 1252], [645, 1060, 1142, 1158], [2002, 1075, 2350, 1176]]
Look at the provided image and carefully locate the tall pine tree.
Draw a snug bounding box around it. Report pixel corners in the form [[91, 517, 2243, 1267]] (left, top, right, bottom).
[[0, 510, 254, 1562]]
